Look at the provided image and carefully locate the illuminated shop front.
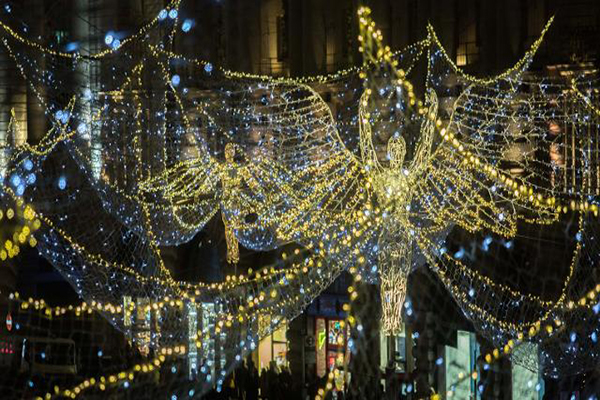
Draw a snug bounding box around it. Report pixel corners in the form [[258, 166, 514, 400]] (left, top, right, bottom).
[[183, 301, 226, 379], [199, 302, 226, 377], [440, 331, 544, 399], [309, 293, 351, 378], [256, 316, 288, 371], [315, 317, 351, 377], [379, 322, 408, 372], [511, 343, 544, 399], [443, 330, 479, 398], [379, 322, 416, 397]]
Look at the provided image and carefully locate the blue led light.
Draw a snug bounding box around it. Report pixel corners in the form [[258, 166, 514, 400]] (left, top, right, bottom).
[[158, 9, 168, 20], [204, 63, 213, 74], [10, 174, 20, 187], [26, 174, 36, 185], [55, 110, 69, 124], [58, 176, 67, 190], [454, 247, 465, 259], [171, 74, 181, 86], [65, 42, 79, 52], [23, 159, 33, 171], [182, 19, 193, 32], [482, 236, 492, 251], [111, 39, 121, 49], [104, 33, 114, 45], [168, 9, 178, 19]]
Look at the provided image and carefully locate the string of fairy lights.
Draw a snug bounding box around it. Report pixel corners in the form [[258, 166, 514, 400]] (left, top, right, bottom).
[[0, 0, 599, 397]]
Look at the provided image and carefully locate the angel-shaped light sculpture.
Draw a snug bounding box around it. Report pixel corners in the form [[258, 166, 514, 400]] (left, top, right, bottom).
[[142, 6, 564, 340], [348, 7, 563, 335]]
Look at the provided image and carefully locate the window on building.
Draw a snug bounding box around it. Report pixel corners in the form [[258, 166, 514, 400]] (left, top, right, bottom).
[[257, 316, 288, 371], [325, 18, 337, 72], [54, 30, 68, 45], [456, 0, 479, 66], [276, 14, 288, 62], [342, 7, 353, 63], [379, 323, 407, 372], [444, 330, 479, 398]]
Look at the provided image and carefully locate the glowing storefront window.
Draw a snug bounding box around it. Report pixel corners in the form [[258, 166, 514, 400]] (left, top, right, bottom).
[[379, 322, 406, 372], [200, 302, 216, 377], [123, 296, 132, 327], [258, 315, 288, 371], [316, 318, 350, 377], [328, 320, 345, 346], [187, 303, 198, 379], [444, 331, 478, 398]]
